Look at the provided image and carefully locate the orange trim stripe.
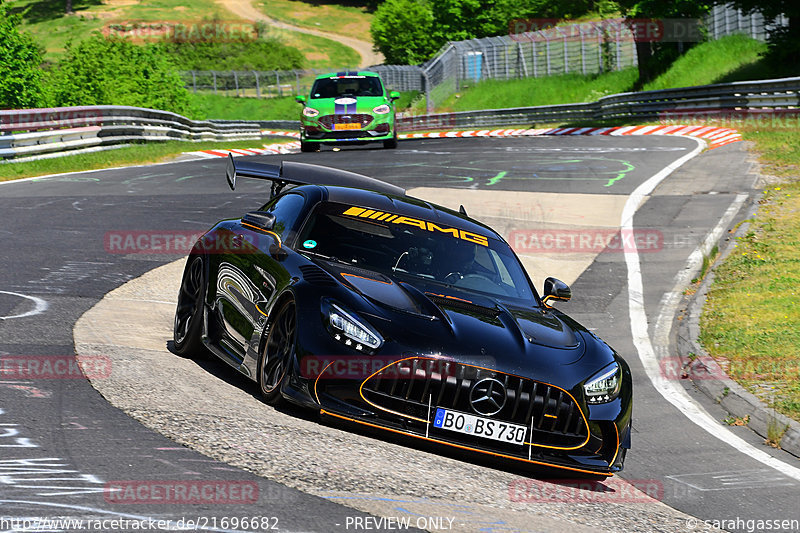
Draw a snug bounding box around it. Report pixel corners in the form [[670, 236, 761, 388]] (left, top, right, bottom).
[[321, 409, 612, 477]]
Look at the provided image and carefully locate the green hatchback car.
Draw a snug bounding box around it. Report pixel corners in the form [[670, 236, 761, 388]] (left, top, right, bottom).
[[295, 71, 400, 152]]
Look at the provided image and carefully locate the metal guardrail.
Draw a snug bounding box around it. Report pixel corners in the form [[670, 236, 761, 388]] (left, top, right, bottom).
[[0, 106, 293, 161], [398, 76, 800, 130], [2, 77, 798, 160]]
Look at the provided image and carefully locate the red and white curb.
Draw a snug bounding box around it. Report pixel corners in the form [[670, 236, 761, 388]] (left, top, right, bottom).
[[184, 139, 300, 159], [399, 124, 741, 149], [184, 124, 740, 158]]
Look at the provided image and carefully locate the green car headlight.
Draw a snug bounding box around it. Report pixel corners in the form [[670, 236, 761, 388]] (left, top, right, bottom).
[[372, 104, 391, 115], [303, 107, 320, 118]]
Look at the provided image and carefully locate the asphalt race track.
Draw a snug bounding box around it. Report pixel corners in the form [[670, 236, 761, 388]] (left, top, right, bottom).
[[1, 135, 799, 533]]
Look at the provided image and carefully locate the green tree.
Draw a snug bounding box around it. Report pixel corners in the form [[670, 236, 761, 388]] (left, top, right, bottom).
[[616, 0, 712, 85], [0, 4, 46, 109], [371, 0, 437, 64], [717, 0, 799, 73], [49, 35, 189, 114]]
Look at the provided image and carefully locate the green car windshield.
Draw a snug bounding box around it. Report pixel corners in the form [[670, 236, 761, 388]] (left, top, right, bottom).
[[311, 77, 384, 99]]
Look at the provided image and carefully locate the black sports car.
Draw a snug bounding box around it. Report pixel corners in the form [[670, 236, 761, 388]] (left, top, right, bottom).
[[173, 155, 632, 477]]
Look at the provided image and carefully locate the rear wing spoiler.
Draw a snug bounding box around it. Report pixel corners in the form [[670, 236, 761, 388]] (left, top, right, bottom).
[[225, 153, 405, 197]]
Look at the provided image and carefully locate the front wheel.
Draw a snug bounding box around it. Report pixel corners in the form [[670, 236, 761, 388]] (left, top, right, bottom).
[[383, 132, 398, 149], [173, 256, 208, 358], [300, 140, 318, 153], [258, 298, 297, 405]]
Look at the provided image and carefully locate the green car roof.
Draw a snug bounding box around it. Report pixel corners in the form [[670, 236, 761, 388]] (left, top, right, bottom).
[[314, 70, 382, 79]]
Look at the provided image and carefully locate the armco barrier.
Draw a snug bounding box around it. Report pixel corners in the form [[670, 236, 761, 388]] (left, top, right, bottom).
[[0, 105, 280, 161], [2, 76, 798, 161], [398, 76, 800, 131]]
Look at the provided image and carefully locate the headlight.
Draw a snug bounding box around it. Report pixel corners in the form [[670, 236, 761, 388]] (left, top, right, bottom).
[[328, 303, 383, 351], [584, 363, 621, 404], [372, 104, 391, 114], [302, 107, 319, 118]]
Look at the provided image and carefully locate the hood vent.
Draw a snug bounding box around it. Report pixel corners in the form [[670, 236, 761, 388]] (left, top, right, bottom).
[[299, 264, 338, 287], [427, 294, 500, 318]]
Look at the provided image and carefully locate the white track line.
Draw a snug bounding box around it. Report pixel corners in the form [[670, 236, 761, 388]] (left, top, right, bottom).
[[622, 137, 800, 481]]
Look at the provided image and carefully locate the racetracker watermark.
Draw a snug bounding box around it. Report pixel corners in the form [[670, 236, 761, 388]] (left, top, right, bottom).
[[508, 18, 702, 42], [661, 356, 800, 381], [299, 356, 496, 381], [660, 108, 800, 129], [104, 480, 259, 504], [508, 478, 663, 503], [0, 355, 111, 380], [0, 109, 102, 131], [103, 20, 257, 42], [509, 228, 663, 254], [104, 231, 276, 255]]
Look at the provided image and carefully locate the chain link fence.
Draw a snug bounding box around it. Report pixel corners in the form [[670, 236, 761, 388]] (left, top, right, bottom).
[[180, 65, 424, 98], [706, 4, 788, 41], [180, 3, 788, 113]]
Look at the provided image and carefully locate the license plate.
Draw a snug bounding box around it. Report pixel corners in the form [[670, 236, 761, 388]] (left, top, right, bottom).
[[334, 123, 361, 130], [433, 408, 527, 445]]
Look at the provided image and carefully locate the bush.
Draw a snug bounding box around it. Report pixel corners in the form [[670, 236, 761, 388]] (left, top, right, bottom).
[[48, 35, 189, 114], [161, 38, 306, 71], [0, 5, 46, 109]]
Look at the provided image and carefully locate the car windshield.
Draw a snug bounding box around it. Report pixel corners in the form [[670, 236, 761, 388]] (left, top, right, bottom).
[[310, 76, 384, 99], [297, 202, 536, 303]]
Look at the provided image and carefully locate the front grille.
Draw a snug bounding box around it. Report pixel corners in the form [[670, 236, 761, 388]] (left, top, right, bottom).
[[318, 114, 373, 130], [361, 358, 588, 449]]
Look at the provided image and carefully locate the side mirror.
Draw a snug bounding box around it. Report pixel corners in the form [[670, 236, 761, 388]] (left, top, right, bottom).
[[242, 212, 287, 259], [542, 277, 571, 307], [295, 95, 307, 104], [242, 211, 276, 231], [389, 91, 400, 101]]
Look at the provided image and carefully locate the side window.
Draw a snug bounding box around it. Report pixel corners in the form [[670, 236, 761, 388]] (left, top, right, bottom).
[[263, 192, 306, 241]]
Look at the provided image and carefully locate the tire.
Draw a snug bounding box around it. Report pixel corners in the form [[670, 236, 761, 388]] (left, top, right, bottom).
[[300, 140, 318, 153], [173, 256, 208, 358], [258, 298, 297, 405], [383, 132, 398, 149]]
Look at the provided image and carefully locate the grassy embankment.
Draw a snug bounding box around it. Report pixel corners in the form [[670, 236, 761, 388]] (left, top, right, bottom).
[[254, 0, 373, 41], [699, 125, 800, 427], [425, 34, 768, 113], [9, 0, 359, 68]]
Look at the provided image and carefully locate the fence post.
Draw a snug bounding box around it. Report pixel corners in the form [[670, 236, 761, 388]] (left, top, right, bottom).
[[213, 71, 217, 94], [277, 71, 282, 97], [233, 71, 239, 97], [545, 34, 551, 75], [192, 71, 197, 93], [423, 70, 432, 114], [254, 71, 260, 98], [580, 27, 586, 75]]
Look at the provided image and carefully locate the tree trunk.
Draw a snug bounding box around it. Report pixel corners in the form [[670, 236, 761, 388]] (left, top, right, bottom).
[[66, 0, 73, 14], [635, 41, 652, 86]]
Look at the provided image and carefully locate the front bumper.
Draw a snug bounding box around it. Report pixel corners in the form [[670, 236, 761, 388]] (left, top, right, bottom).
[[290, 353, 630, 476], [300, 113, 395, 144]]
